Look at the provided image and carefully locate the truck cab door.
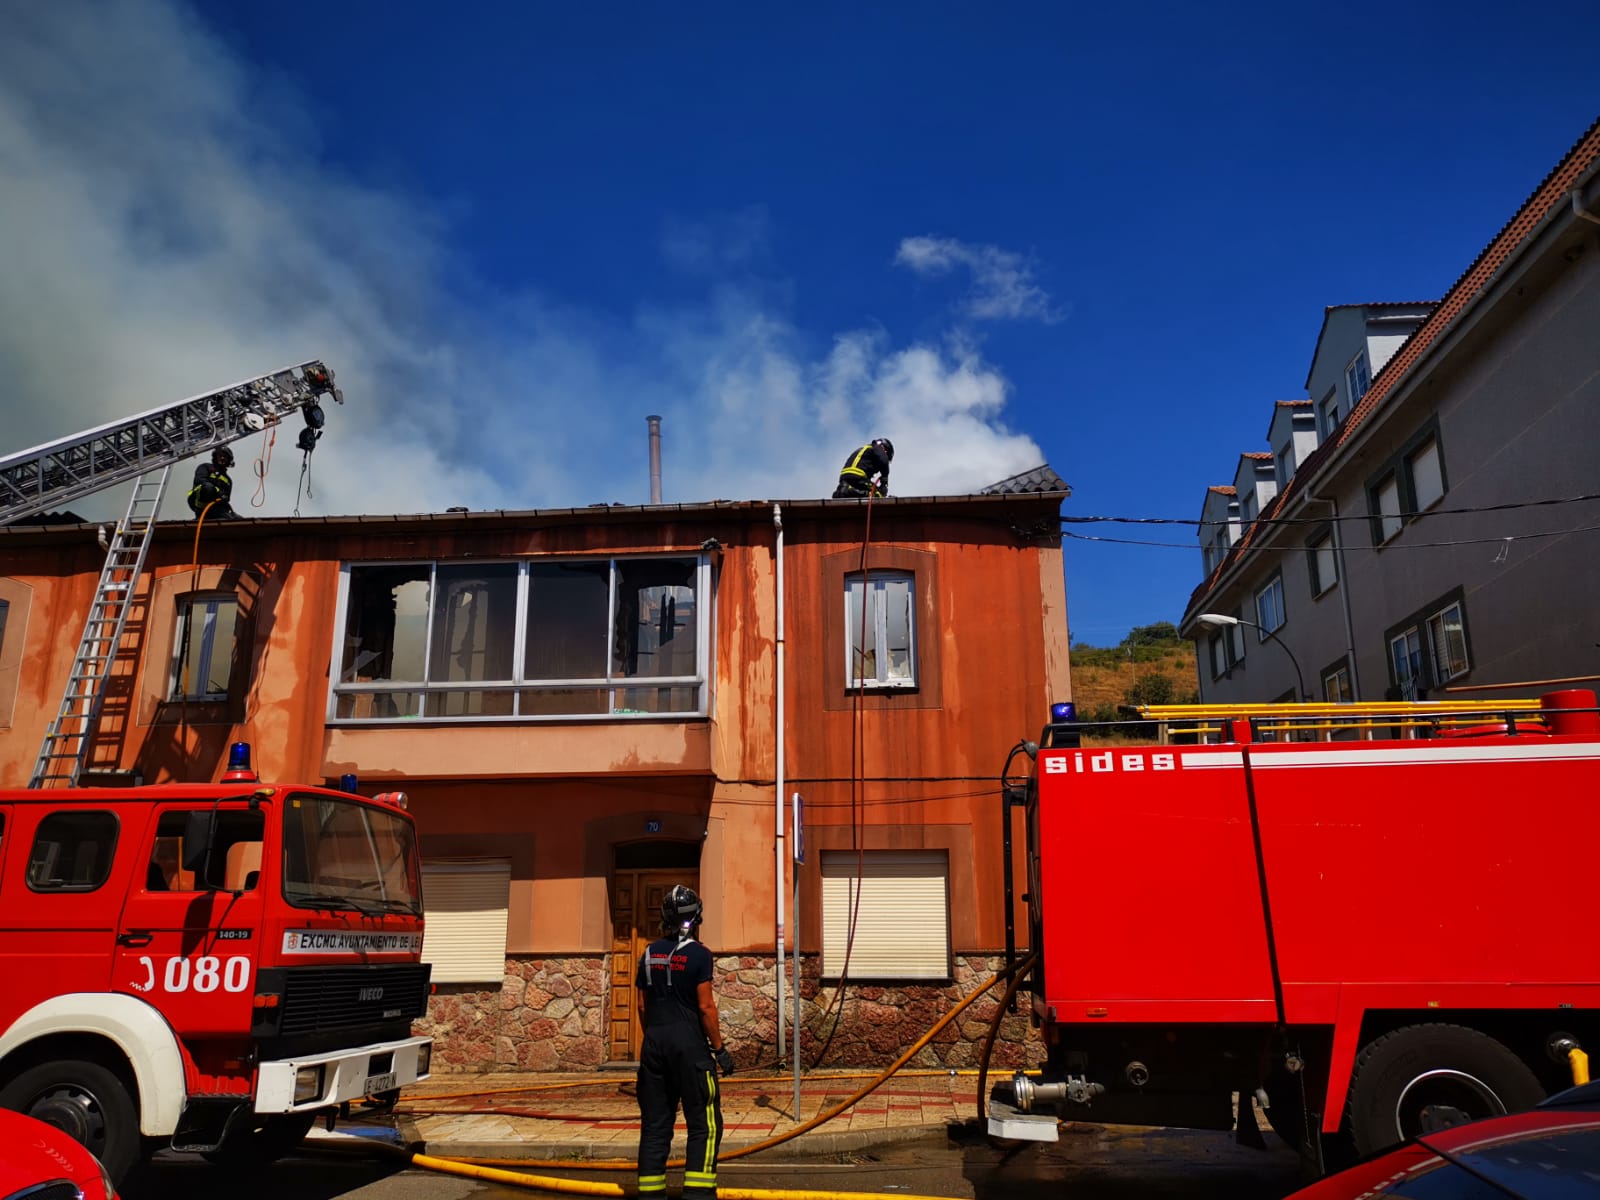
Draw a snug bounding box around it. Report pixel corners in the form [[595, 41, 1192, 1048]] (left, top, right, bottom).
[[113, 803, 268, 1036]]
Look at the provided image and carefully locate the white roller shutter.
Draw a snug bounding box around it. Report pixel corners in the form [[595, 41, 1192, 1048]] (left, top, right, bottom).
[[821, 850, 949, 979], [422, 860, 511, 983]]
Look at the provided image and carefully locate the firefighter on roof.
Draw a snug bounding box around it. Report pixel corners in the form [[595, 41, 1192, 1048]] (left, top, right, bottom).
[[187, 446, 238, 520], [636, 885, 733, 1200], [833, 437, 893, 498]]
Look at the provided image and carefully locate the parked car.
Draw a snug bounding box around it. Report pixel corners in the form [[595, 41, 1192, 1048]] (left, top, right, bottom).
[[0, 1107, 118, 1200], [1289, 1081, 1600, 1198]]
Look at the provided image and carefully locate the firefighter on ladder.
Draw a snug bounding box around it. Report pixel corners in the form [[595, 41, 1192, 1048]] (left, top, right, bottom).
[[832, 437, 893, 498], [636, 885, 734, 1200], [187, 446, 238, 520]]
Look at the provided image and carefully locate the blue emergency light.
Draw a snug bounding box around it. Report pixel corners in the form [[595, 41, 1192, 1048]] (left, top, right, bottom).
[[340, 773, 359, 793], [1051, 702, 1077, 723], [222, 741, 258, 783]]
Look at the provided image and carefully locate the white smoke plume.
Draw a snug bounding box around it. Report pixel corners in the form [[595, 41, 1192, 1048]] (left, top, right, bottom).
[[0, 1, 1048, 520]]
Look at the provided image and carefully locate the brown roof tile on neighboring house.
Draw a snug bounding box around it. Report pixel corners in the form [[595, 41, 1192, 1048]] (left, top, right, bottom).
[[1274, 399, 1312, 408], [1241, 451, 1273, 460], [1188, 115, 1600, 620], [1207, 485, 1237, 495]]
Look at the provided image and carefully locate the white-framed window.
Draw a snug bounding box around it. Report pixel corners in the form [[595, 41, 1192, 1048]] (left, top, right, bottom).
[[1209, 632, 1228, 680], [821, 850, 949, 980], [1255, 576, 1286, 635], [1228, 614, 1247, 665], [1426, 602, 1469, 683], [1240, 492, 1258, 525], [331, 555, 709, 722], [1274, 445, 1295, 489], [1390, 597, 1470, 699], [1373, 474, 1402, 542], [171, 594, 240, 701], [1308, 531, 1337, 596], [1345, 350, 1371, 406], [1390, 627, 1425, 699], [1319, 389, 1340, 439], [1322, 665, 1353, 703], [845, 571, 916, 689], [421, 860, 512, 983], [1408, 436, 1445, 511]]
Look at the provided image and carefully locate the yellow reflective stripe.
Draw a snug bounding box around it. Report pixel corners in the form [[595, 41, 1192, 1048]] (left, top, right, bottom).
[[702, 1070, 719, 1174], [685, 1172, 718, 1183], [638, 1176, 667, 1185]]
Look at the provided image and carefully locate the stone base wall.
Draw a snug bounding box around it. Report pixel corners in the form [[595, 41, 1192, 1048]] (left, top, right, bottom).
[[419, 957, 609, 1071], [419, 952, 1044, 1073]]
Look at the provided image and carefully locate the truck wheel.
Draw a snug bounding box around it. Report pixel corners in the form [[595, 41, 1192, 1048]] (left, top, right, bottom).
[[1346, 1024, 1544, 1156], [203, 1112, 317, 1170], [0, 1058, 140, 1182]]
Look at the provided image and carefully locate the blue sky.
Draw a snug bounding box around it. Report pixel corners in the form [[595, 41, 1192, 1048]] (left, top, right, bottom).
[[2, 2, 1596, 645]]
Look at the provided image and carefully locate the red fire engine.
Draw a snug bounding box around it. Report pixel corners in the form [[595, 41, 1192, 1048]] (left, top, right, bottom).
[[993, 688, 1599, 1169], [0, 744, 432, 1182]]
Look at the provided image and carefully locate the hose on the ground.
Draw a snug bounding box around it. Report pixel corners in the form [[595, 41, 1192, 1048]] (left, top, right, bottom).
[[430, 953, 1038, 1173], [411, 1150, 959, 1200], [404, 1068, 985, 1108], [974, 954, 1033, 1123]]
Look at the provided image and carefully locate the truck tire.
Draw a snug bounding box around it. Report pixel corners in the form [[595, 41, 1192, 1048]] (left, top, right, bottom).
[[203, 1112, 317, 1170], [1346, 1024, 1544, 1156], [0, 1058, 140, 1183]]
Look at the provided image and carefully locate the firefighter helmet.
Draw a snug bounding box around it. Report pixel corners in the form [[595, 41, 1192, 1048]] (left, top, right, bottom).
[[212, 446, 235, 468], [661, 884, 703, 930], [872, 437, 894, 461]]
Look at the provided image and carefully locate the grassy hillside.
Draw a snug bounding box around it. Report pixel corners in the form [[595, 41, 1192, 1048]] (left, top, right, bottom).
[[1070, 624, 1198, 723]]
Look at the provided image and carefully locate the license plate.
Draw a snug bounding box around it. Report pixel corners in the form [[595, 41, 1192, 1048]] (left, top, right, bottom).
[[364, 1072, 397, 1094]]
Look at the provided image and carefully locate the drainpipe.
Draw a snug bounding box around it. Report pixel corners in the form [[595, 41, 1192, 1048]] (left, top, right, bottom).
[[1310, 488, 1361, 700], [773, 503, 787, 1057]]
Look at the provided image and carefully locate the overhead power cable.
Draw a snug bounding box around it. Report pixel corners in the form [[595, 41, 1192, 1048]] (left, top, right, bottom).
[[1064, 520, 1600, 553], [1060, 490, 1600, 531]]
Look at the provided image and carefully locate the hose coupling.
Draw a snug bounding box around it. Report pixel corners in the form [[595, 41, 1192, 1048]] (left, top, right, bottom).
[[1012, 1071, 1104, 1110]]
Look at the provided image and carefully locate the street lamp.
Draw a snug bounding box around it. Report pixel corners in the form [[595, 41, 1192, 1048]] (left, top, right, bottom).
[[1196, 612, 1307, 702]]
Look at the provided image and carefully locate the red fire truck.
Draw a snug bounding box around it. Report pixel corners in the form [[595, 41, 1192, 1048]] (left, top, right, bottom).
[[0, 744, 432, 1182], [992, 688, 1600, 1170]]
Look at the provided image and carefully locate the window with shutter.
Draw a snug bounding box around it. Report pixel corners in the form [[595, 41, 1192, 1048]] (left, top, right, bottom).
[[821, 850, 948, 980], [421, 860, 512, 983]]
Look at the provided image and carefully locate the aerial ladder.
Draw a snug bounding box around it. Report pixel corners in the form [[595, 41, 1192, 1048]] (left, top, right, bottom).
[[0, 361, 343, 787]]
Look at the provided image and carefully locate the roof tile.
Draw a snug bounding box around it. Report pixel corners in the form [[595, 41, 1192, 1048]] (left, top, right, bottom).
[[979, 463, 1071, 495]]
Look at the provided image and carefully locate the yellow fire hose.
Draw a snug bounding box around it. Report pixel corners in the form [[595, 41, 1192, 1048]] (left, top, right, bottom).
[[411, 1151, 969, 1200], [393, 952, 1039, 1196], [411, 1068, 986, 1106]]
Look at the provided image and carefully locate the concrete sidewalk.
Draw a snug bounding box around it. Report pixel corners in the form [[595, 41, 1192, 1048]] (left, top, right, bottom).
[[387, 1068, 986, 1161]]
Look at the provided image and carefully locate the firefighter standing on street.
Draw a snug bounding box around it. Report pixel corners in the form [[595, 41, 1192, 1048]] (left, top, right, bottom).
[[636, 885, 734, 1200], [832, 437, 893, 498], [187, 446, 238, 519]]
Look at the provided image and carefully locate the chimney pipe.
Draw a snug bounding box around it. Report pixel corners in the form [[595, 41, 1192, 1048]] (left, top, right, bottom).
[[647, 415, 663, 504]]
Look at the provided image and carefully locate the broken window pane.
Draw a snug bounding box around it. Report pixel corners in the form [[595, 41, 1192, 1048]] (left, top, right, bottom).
[[342, 565, 430, 684], [429, 564, 517, 683]]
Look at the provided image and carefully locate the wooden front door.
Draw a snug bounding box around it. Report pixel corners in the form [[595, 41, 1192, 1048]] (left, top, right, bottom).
[[609, 868, 698, 1061]]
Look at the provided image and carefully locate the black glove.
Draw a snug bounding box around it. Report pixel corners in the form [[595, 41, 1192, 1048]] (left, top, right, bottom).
[[715, 1047, 735, 1077]]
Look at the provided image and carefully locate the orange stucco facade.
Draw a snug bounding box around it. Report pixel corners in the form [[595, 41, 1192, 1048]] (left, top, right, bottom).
[[0, 490, 1069, 1067]]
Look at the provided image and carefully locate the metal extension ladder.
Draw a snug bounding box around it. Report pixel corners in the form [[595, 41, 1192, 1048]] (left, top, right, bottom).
[[29, 469, 170, 788]]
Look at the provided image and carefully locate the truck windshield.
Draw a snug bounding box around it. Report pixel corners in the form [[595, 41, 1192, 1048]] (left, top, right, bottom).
[[282, 794, 422, 916]]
